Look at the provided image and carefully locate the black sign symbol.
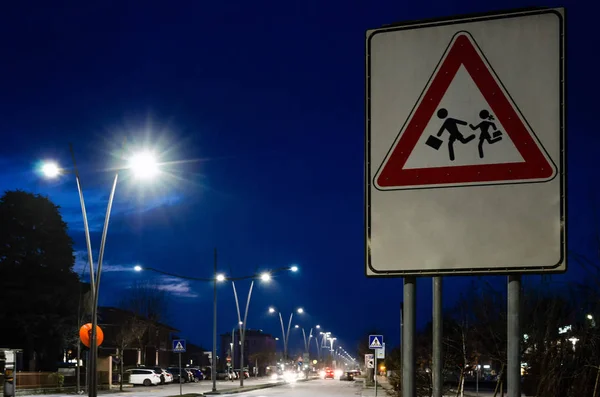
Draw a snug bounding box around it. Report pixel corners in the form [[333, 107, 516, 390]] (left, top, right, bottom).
[[425, 108, 502, 161], [425, 108, 475, 161], [469, 109, 503, 158]]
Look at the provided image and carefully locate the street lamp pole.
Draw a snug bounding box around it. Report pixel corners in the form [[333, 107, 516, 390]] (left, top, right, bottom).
[[277, 313, 286, 360], [232, 280, 256, 387], [285, 313, 293, 360], [212, 248, 218, 392], [44, 145, 160, 397], [89, 173, 119, 397], [68, 145, 96, 394]]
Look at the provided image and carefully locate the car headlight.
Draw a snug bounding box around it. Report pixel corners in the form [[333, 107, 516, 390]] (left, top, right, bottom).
[[270, 374, 279, 380], [334, 369, 343, 378]]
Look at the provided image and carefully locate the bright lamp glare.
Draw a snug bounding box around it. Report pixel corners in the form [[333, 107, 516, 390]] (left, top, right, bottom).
[[134, 265, 142, 272], [290, 265, 298, 272], [41, 162, 60, 178], [316, 325, 321, 329], [260, 272, 271, 282], [295, 325, 299, 328], [129, 151, 159, 179], [297, 308, 304, 314], [269, 307, 276, 313], [216, 274, 226, 282]]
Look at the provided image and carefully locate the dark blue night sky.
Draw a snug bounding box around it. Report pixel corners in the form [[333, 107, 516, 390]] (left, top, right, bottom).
[[0, 0, 596, 356]]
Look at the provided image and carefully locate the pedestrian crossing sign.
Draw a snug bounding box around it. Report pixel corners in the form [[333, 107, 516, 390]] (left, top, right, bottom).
[[369, 335, 383, 349], [173, 339, 186, 353]]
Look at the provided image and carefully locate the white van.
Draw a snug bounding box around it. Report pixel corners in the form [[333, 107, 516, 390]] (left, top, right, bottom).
[[126, 368, 162, 386]]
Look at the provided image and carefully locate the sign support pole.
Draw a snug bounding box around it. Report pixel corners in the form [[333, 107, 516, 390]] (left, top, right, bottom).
[[507, 275, 521, 397], [179, 352, 182, 396], [374, 353, 378, 397], [432, 277, 443, 397], [403, 277, 416, 397]]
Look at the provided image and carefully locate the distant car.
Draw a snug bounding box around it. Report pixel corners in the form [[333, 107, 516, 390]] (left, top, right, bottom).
[[126, 369, 161, 386], [324, 368, 335, 379]]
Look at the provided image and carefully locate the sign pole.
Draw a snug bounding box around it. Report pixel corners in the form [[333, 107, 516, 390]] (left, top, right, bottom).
[[403, 277, 416, 397], [374, 353, 378, 397], [432, 277, 443, 397], [179, 352, 182, 396], [507, 275, 521, 397]]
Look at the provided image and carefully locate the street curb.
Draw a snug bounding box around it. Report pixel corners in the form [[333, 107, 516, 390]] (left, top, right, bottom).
[[199, 377, 317, 396], [201, 381, 285, 396]]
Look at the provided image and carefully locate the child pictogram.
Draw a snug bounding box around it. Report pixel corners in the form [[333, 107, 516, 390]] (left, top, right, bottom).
[[469, 109, 503, 158], [425, 108, 476, 161]]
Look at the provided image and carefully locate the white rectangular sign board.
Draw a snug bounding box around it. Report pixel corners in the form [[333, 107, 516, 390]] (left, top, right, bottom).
[[365, 354, 374, 368], [365, 8, 566, 276]]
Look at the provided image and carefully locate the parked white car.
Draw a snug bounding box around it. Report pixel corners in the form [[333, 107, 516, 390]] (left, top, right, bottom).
[[126, 368, 161, 386]]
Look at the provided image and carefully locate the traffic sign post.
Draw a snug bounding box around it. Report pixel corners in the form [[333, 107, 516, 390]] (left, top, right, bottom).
[[173, 340, 186, 395], [369, 335, 384, 396], [365, 8, 565, 397]]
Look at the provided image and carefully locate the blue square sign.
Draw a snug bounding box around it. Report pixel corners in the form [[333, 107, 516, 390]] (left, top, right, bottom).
[[369, 335, 383, 349], [173, 339, 186, 353]]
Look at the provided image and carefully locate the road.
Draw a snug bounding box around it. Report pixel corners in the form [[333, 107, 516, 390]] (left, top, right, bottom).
[[19, 377, 362, 397], [221, 379, 361, 397]]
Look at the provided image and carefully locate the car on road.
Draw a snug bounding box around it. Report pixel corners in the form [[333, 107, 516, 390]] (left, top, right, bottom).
[[126, 368, 162, 386], [324, 368, 335, 379]]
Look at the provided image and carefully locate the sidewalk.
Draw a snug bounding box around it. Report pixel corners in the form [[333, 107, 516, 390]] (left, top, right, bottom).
[[363, 377, 516, 397]]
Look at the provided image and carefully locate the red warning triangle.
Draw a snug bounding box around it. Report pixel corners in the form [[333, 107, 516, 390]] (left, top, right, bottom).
[[374, 31, 556, 191]]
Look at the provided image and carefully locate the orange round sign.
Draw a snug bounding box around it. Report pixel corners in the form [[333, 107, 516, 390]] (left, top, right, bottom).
[[79, 323, 104, 348]]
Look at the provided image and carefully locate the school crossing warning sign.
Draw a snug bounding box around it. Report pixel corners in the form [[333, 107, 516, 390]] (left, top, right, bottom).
[[374, 31, 556, 191], [366, 8, 566, 276]]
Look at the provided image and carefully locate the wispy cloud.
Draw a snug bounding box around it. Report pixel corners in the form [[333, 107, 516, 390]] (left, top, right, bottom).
[[73, 251, 198, 298], [154, 276, 198, 298], [73, 250, 137, 276]]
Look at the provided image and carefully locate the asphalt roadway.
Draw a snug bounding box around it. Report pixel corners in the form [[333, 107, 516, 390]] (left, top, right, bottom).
[[19, 377, 364, 397]]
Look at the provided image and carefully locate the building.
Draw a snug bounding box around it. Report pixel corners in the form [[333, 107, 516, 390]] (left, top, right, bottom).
[[96, 306, 180, 367], [220, 329, 276, 370]]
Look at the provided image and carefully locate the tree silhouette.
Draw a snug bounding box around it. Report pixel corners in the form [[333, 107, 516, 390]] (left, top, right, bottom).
[[0, 190, 79, 370]]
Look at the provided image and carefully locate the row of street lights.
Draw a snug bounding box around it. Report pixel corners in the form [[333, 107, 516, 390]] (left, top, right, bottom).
[[40, 145, 353, 392], [134, 262, 298, 388]]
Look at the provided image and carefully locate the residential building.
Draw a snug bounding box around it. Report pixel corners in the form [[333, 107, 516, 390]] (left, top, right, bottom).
[[220, 329, 276, 370]]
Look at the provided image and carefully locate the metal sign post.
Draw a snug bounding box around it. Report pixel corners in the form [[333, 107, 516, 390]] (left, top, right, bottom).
[[1, 349, 21, 397], [178, 352, 182, 396], [369, 335, 384, 396], [432, 277, 443, 397], [173, 339, 186, 396]]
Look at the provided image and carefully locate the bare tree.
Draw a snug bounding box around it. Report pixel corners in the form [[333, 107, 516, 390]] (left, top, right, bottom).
[[118, 281, 169, 366]]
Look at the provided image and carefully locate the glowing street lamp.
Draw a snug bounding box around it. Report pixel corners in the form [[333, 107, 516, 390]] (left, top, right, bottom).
[[128, 151, 159, 179], [216, 274, 226, 282], [231, 272, 275, 387], [290, 265, 299, 272], [134, 265, 142, 272], [39, 145, 162, 397], [260, 272, 272, 282], [41, 162, 61, 178], [269, 306, 304, 361]]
